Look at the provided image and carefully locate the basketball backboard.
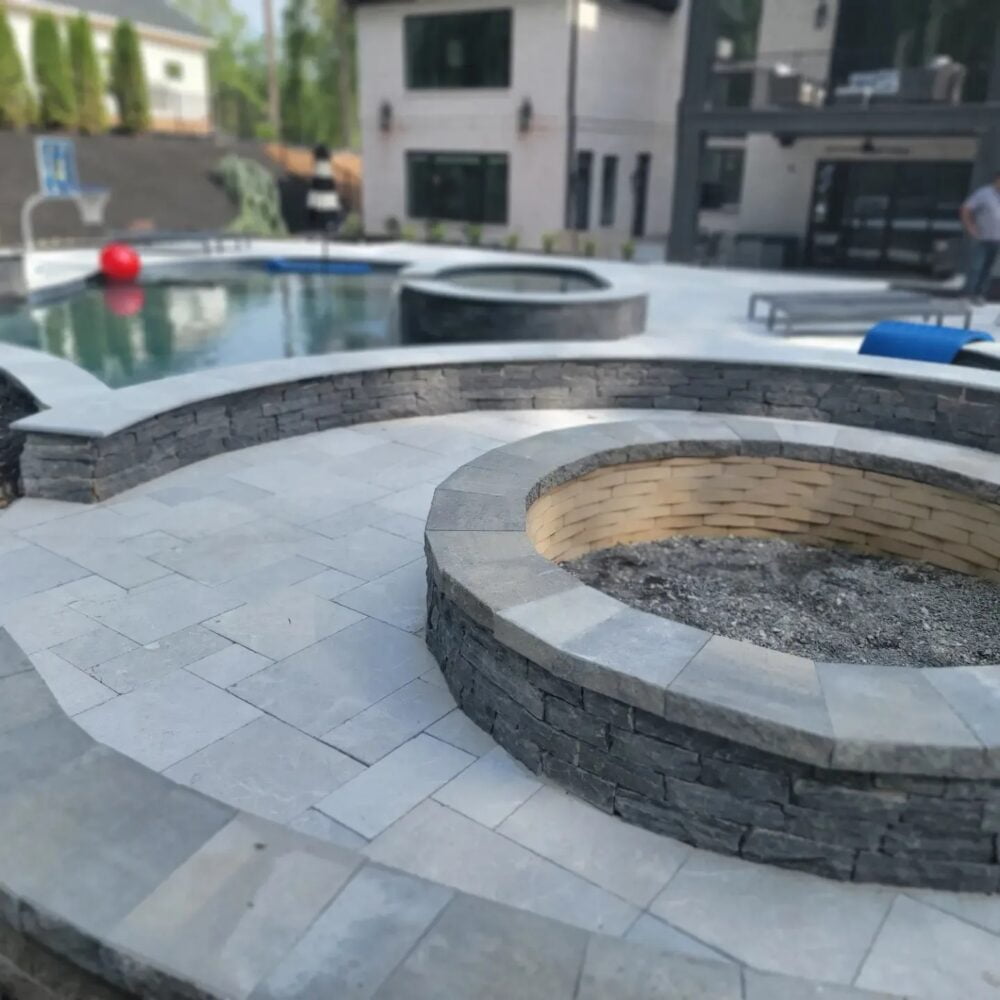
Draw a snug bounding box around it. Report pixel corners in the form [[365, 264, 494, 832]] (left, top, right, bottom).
[[35, 136, 80, 196]]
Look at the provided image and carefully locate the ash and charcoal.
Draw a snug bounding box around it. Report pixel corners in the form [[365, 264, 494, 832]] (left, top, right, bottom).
[[564, 535, 1000, 667]]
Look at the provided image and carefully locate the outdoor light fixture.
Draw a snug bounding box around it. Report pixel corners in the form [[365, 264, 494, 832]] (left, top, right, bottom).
[[776, 133, 797, 148], [814, 1, 829, 29], [518, 98, 534, 133], [379, 101, 393, 132], [861, 136, 875, 153]]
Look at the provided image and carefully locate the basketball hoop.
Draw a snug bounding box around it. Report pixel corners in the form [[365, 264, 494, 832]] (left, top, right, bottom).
[[74, 187, 110, 227]]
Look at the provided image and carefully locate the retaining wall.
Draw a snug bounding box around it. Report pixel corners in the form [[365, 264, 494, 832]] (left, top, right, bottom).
[[16, 359, 1000, 502]]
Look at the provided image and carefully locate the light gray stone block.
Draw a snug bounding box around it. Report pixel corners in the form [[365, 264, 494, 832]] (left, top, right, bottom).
[[0, 745, 234, 945], [856, 894, 1000, 999], [650, 851, 895, 985], [206, 590, 363, 660], [76, 668, 261, 771], [624, 913, 733, 964], [0, 543, 89, 607], [90, 625, 232, 693], [233, 618, 434, 736], [372, 892, 587, 1000], [366, 799, 638, 935], [316, 734, 474, 838], [165, 715, 364, 822], [29, 649, 115, 716], [323, 678, 455, 764], [576, 933, 742, 1000], [744, 969, 898, 999], [73, 574, 243, 645], [426, 708, 498, 756], [498, 786, 690, 908], [336, 559, 427, 632], [665, 636, 835, 766], [109, 813, 360, 1000], [185, 643, 272, 688], [51, 625, 137, 670], [300, 526, 423, 581], [433, 747, 541, 828], [288, 808, 368, 850], [816, 663, 985, 776], [251, 864, 453, 1000]]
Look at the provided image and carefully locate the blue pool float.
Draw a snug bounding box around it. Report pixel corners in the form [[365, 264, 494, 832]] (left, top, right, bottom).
[[859, 320, 994, 364], [265, 258, 372, 276]]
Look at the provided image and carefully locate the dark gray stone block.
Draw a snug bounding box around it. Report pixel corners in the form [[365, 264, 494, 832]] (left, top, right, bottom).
[[615, 791, 745, 854], [699, 757, 788, 804], [741, 828, 856, 881], [853, 852, 1000, 893]]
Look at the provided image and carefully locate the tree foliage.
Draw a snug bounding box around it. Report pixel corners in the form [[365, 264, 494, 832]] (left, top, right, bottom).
[[281, 0, 314, 143], [32, 13, 75, 128], [68, 14, 105, 133], [0, 3, 33, 128], [110, 19, 150, 132], [174, 0, 269, 138]]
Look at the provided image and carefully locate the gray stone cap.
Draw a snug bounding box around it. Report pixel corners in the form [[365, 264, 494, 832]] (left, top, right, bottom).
[[0, 629, 897, 1000], [0, 343, 109, 411], [424, 414, 1000, 779], [9, 329, 1000, 440]]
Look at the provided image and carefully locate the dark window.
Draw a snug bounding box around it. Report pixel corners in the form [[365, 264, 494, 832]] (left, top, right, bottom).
[[600, 155, 618, 227], [405, 9, 512, 89], [700, 148, 745, 208], [407, 151, 509, 224], [573, 151, 593, 230]]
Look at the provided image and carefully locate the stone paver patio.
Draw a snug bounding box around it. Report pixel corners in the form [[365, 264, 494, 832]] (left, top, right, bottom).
[[4, 408, 1000, 997]]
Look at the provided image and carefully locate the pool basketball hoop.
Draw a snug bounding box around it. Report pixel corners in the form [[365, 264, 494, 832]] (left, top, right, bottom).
[[74, 187, 110, 227], [20, 137, 111, 250]]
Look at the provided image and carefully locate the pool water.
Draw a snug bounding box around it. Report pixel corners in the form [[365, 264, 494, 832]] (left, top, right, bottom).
[[0, 265, 400, 388], [441, 266, 604, 294]]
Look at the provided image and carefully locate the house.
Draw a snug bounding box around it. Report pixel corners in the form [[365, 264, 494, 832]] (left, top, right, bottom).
[[356, 0, 686, 251], [5, 0, 213, 134], [357, 0, 1000, 275]]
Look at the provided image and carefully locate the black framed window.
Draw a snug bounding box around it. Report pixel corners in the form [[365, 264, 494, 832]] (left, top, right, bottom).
[[405, 9, 512, 89], [407, 152, 509, 224], [573, 151, 593, 231], [700, 148, 745, 208], [600, 155, 618, 227]]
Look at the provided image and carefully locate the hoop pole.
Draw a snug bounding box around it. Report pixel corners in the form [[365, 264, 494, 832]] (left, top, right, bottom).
[[20, 192, 46, 253]]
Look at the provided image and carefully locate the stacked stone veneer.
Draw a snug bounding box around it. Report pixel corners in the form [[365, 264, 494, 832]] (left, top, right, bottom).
[[0, 371, 37, 502], [427, 583, 1000, 893], [527, 456, 1000, 579], [15, 359, 1000, 502]]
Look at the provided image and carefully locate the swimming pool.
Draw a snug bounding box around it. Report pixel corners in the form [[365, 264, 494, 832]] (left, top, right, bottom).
[[0, 263, 401, 388]]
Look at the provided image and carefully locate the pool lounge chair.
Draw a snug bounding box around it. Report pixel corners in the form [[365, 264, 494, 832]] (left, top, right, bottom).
[[748, 290, 971, 333]]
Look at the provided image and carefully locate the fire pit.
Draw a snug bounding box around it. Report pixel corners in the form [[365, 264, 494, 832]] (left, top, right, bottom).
[[425, 415, 1000, 892]]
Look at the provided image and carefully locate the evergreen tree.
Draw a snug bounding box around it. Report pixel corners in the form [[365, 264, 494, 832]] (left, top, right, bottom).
[[68, 14, 105, 133], [0, 3, 33, 128], [281, 0, 313, 143], [32, 13, 75, 128], [110, 20, 150, 132]]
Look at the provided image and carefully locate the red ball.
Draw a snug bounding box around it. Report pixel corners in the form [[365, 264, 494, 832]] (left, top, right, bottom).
[[100, 242, 141, 283], [103, 285, 145, 317]]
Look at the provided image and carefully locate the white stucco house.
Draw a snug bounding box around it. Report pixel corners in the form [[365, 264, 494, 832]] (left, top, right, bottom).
[[356, 0, 993, 273], [5, 0, 213, 134], [356, 0, 686, 252]]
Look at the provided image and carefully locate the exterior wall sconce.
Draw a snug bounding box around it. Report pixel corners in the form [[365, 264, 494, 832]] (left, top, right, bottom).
[[379, 101, 393, 133], [518, 98, 533, 134], [861, 136, 875, 153], [814, 1, 829, 29]]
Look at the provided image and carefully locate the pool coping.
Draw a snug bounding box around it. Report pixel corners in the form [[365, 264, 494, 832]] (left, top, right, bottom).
[[424, 416, 1000, 780]]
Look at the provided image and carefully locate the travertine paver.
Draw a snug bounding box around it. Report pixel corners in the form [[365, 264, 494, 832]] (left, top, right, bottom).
[[2, 409, 999, 998]]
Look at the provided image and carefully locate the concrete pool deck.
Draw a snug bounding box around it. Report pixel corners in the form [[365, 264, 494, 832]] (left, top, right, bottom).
[[2, 408, 1000, 998]]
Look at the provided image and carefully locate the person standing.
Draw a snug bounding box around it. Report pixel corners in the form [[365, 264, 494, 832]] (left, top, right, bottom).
[[960, 171, 1000, 305], [307, 143, 342, 233]]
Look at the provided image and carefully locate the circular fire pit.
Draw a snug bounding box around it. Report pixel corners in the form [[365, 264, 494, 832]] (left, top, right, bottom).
[[425, 415, 1000, 892]]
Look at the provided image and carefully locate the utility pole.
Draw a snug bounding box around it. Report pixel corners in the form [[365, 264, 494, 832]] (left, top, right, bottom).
[[263, 0, 281, 139]]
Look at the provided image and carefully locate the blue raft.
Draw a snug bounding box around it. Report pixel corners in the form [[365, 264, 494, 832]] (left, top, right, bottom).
[[265, 258, 373, 276], [859, 320, 994, 364]]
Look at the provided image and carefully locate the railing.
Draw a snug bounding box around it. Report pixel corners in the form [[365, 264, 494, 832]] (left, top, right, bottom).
[[709, 47, 994, 111], [147, 85, 212, 132]]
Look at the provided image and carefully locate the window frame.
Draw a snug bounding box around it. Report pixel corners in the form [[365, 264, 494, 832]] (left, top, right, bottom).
[[599, 154, 618, 228], [406, 150, 510, 225], [404, 8, 513, 90]]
